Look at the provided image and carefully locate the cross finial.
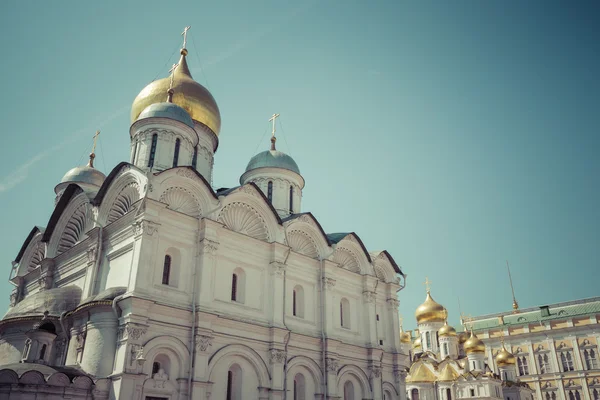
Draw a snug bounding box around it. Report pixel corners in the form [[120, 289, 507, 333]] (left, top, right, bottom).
[[181, 26, 191, 49], [167, 63, 178, 102], [88, 130, 100, 168], [423, 277, 431, 293], [269, 113, 280, 150]]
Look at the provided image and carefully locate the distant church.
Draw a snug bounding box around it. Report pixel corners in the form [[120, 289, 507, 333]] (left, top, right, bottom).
[[0, 28, 409, 399]]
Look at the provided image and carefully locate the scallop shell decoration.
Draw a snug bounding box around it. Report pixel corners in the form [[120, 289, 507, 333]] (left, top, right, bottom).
[[218, 202, 269, 241], [159, 187, 201, 218], [287, 230, 318, 258], [57, 203, 89, 255], [332, 247, 360, 273], [107, 182, 140, 224]]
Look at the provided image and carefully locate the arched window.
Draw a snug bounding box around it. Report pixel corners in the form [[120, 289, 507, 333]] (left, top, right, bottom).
[[569, 391, 575, 400], [447, 388, 452, 400], [173, 138, 181, 167], [443, 342, 449, 356], [162, 255, 171, 285], [411, 388, 420, 400], [521, 356, 529, 374], [22, 340, 31, 360], [551, 392, 556, 400], [231, 268, 245, 303], [344, 381, 354, 400], [148, 133, 158, 168], [340, 298, 350, 329], [593, 389, 599, 400], [227, 364, 242, 400], [289, 185, 294, 213], [293, 285, 304, 318], [294, 373, 306, 400], [566, 352, 574, 371], [192, 146, 198, 169], [426, 332, 431, 349], [575, 391, 581, 400], [39, 344, 47, 360], [152, 361, 161, 375], [267, 181, 273, 203], [546, 393, 551, 400]]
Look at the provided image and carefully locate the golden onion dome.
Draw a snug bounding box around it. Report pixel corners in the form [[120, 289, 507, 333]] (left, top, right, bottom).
[[400, 329, 412, 344], [464, 331, 486, 354], [415, 291, 446, 324], [131, 49, 221, 136], [413, 337, 422, 349], [438, 321, 457, 337], [495, 346, 516, 367]]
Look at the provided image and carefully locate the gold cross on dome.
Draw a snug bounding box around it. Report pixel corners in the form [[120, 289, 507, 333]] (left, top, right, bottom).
[[181, 26, 191, 49], [269, 113, 280, 137], [423, 277, 431, 293], [91, 130, 100, 154]]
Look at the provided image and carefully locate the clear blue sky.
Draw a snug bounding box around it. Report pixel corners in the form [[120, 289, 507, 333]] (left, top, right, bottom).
[[0, 1, 598, 331]]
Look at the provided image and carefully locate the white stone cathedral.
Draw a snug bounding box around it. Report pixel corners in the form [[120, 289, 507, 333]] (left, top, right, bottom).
[[0, 31, 409, 400]]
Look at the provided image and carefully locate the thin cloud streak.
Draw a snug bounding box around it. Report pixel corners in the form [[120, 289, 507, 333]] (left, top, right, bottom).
[[0, 105, 129, 194]]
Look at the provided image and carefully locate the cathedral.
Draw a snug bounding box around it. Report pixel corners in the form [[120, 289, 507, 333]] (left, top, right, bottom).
[[0, 29, 408, 399], [402, 285, 534, 400]]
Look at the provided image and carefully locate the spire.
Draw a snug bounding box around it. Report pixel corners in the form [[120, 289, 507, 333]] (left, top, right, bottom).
[[88, 130, 100, 168], [176, 26, 193, 76], [423, 276, 431, 293], [269, 113, 280, 150], [506, 261, 519, 313]]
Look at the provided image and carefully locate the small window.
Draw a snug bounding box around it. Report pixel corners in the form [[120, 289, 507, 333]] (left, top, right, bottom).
[[227, 364, 242, 400], [152, 362, 160, 375], [379, 340, 384, 345], [411, 388, 420, 400], [426, 331, 431, 349], [231, 268, 246, 303], [294, 373, 306, 400], [376, 314, 380, 321], [340, 298, 350, 329], [173, 138, 181, 167], [39, 344, 47, 360], [470, 389, 475, 397], [267, 181, 273, 203], [192, 146, 198, 169], [344, 381, 355, 400], [447, 388, 452, 400], [289, 185, 294, 213], [231, 274, 238, 301], [292, 285, 305, 318], [162, 255, 171, 285], [227, 370, 233, 400], [148, 133, 158, 168]]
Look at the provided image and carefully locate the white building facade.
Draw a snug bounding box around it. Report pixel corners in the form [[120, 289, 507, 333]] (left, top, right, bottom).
[[0, 35, 409, 400]]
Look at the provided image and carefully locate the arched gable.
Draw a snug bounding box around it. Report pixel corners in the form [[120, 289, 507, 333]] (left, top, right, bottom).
[[382, 381, 399, 397], [218, 184, 282, 243], [337, 364, 372, 397], [142, 335, 190, 379], [208, 343, 271, 387], [16, 229, 45, 276], [328, 233, 372, 275], [19, 370, 46, 384], [45, 189, 92, 258], [0, 369, 18, 384], [287, 355, 323, 390], [152, 167, 219, 219], [94, 164, 146, 225], [283, 213, 332, 259], [47, 372, 71, 387]]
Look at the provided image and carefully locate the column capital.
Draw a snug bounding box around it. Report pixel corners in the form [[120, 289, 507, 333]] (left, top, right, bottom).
[[268, 349, 287, 364], [322, 277, 336, 290]]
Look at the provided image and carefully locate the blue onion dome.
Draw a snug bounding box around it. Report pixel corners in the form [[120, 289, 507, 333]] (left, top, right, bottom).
[[138, 102, 194, 128], [244, 149, 301, 175]]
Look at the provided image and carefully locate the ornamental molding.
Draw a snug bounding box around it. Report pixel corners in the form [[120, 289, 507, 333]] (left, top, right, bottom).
[[38, 275, 53, 291], [270, 261, 286, 276], [251, 177, 301, 192], [132, 219, 159, 237], [322, 277, 336, 290], [286, 229, 319, 258], [159, 186, 201, 218], [394, 369, 407, 380], [363, 291, 376, 303], [195, 335, 213, 352], [387, 298, 400, 310], [239, 185, 261, 197], [269, 349, 287, 364], [326, 358, 339, 373], [200, 239, 219, 256], [86, 246, 98, 264], [119, 324, 148, 342], [369, 365, 382, 378]]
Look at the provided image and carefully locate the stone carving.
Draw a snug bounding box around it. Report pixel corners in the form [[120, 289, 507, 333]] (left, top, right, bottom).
[[269, 349, 287, 364], [239, 185, 258, 196], [369, 366, 382, 378], [218, 202, 270, 241], [326, 358, 339, 373], [394, 369, 407, 380], [363, 291, 376, 303], [153, 368, 168, 381], [287, 230, 319, 258], [387, 298, 400, 310], [126, 325, 148, 341], [38, 275, 52, 291], [196, 335, 213, 352], [176, 168, 198, 180], [270, 262, 286, 277], [322, 277, 336, 290], [297, 214, 313, 225], [86, 247, 97, 264], [9, 290, 18, 307], [132, 220, 159, 237], [200, 239, 219, 256], [332, 247, 360, 273], [159, 187, 201, 218], [75, 332, 86, 350]]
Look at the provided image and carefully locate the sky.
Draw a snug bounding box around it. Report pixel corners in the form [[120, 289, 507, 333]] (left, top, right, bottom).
[[0, 1, 598, 331]]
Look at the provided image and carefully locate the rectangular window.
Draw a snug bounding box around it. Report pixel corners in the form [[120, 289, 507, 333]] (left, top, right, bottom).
[[231, 274, 237, 302], [470, 389, 475, 397], [376, 314, 379, 321], [379, 340, 384, 345]]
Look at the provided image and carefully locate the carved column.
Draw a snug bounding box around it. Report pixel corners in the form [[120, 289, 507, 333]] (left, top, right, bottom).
[[269, 349, 287, 399], [363, 291, 378, 347], [395, 369, 408, 400], [270, 262, 286, 328], [118, 323, 149, 374], [197, 238, 219, 308], [369, 364, 383, 399], [387, 297, 401, 351], [326, 358, 339, 398]]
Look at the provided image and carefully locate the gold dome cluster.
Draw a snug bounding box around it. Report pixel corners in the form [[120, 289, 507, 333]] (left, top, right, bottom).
[[415, 291, 446, 324], [438, 321, 457, 337], [400, 329, 412, 344], [495, 345, 516, 367], [464, 331, 486, 354], [131, 49, 221, 136]]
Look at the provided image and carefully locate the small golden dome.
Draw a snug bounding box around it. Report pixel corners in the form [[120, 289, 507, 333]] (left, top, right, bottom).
[[415, 292, 446, 324], [464, 331, 486, 354], [495, 346, 516, 367], [131, 50, 221, 136], [413, 337, 422, 349], [400, 329, 412, 344], [438, 321, 457, 337]]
